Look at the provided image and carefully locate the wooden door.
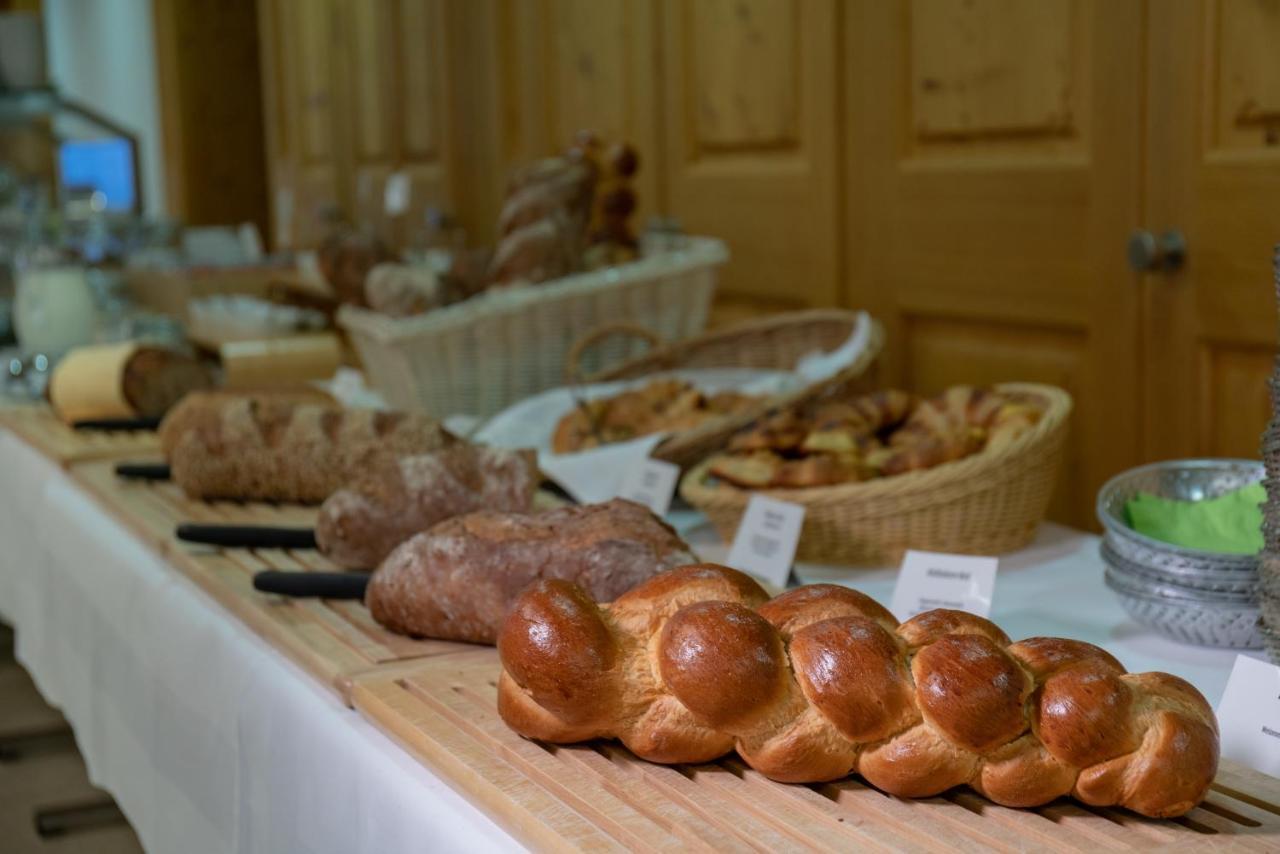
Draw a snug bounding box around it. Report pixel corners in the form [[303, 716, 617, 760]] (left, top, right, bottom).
[[844, 0, 1146, 528], [661, 0, 841, 312], [1144, 0, 1280, 463], [259, 0, 347, 249], [340, 0, 456, 249]]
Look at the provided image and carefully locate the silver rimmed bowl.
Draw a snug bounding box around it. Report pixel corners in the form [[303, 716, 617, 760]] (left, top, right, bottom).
[[1097, 459, 1264, 648]]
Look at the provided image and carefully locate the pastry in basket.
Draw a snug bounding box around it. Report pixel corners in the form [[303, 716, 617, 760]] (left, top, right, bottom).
[[315, 445, 540, 570], [159, 391, 457, 504], [552, 379, 760, 453], [364, 499, 696, 644], [497, 564, 1219, 818], [707, 385, 1044, 489]]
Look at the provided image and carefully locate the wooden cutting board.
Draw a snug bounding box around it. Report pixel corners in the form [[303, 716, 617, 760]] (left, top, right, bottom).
[[351, 650, 1280, 853], [0, 404, 160, 465], [70, 458, 476, 704]]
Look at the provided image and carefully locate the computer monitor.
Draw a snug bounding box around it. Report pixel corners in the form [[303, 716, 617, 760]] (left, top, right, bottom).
[[57, 137, 136, 212]]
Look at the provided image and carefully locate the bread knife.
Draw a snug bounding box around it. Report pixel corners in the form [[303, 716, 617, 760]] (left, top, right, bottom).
[[72, 416, 164, 431], [115, 461, 172, 481], [252, 570, 369, 599], [176, 522, 317, 550]]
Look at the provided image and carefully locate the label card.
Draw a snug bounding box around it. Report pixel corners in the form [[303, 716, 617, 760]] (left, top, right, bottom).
[[725, 495, 806, 588], [616, 457, 680, 517], [889, 550, 998, 622], [1217, 654, 1280, 777], [384, 171, 411, 216]]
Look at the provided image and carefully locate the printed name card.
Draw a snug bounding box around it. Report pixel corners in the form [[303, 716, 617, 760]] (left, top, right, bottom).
[[726, 495, 806, 588], [889, 550, 998, 622], [616, 458, 680, 517], [1217, 655, 1280, 777]]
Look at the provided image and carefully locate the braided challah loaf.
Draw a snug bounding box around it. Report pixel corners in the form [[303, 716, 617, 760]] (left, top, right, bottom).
[[497, 565, 1219, 818]]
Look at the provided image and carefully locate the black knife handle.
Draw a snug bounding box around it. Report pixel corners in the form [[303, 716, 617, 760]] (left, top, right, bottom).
[[253, 570, 369, 599], [115, 462, 172, 481], [176, 523, 317, 550], [73, 416, 163, 431]]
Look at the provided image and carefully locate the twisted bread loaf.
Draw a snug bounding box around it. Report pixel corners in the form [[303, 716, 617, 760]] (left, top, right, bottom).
[[497, 565, 1218, 817]]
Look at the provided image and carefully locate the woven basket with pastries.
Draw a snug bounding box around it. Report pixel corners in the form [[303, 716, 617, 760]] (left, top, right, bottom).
[[680, 382, 1072, 565], [561, 309, 885, 469]]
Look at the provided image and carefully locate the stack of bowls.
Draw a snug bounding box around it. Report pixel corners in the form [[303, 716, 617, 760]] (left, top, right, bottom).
[[1097, 459, 1264, 649]]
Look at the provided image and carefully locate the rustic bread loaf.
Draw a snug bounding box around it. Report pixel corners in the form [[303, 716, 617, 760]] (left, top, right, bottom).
[[160, 392, 455, 503], [49, 342, 212, 424], [366, 499, 697, 644], [315, 445, 539, 569], [498, 565, 1219, 818]]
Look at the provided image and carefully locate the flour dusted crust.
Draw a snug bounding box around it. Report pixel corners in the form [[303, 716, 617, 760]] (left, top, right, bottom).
[[497, 566, 1220, 818], [315, 445, 539, 569], [160, 392, 455, 503], [365, 499, 697, 644]]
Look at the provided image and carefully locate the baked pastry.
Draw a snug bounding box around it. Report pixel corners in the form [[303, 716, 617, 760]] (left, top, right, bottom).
[[317, 229, 398, 307], [707, 386, 1043, 489], [498, 565, 1219, 818], [49, 342, 212, 424], [366, 499, 696, 643], [552, 379, 760, 453], [315, 445, 539, 569], [160, 392, 455, 503]]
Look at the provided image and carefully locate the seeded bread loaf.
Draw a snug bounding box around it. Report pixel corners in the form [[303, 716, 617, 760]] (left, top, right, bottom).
[[315, 445, 539, 569], [160, 392, 455, 503]]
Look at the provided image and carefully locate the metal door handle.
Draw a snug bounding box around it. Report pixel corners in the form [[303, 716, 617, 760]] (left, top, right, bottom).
[[1128, 230, 1186, 273]]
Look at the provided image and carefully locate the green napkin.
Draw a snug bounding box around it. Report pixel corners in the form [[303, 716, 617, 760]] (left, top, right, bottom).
[[1125, 482, 1264, 554]]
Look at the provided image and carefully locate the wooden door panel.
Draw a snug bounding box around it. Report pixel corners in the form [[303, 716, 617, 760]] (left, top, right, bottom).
[[1146, 0, 1280, 462], [260, 0, 345, 248], [910, 0, 1080, 146], [662, 0, 839, 307], [846, 0, 1144, 528]]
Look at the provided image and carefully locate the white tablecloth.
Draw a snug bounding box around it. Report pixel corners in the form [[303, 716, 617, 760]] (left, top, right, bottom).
[[0, 430, 518, 854], [0, 428, 1263, 851]]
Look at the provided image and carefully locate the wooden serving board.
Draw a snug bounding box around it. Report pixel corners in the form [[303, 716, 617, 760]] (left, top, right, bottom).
[[70, 458, 476, 704], [352, 650, 1280, 853], [0, 404, 160, 465]]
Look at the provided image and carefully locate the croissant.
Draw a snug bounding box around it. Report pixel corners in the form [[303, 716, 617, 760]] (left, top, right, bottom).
[[497, 565, 1219, 818]]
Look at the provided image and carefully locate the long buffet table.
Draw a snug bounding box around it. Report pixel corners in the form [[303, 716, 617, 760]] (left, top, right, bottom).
[[0, 416, 1275, 852]]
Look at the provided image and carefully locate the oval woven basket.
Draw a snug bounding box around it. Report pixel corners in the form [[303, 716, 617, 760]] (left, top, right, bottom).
[[679, 382, 1073, 566], [575, 310, 885, 469]]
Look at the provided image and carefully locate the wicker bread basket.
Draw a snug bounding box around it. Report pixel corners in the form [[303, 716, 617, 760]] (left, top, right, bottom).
[[680, 381, 1073, 565], [339, 237, 726, 418], [570, 310, 885, 469]]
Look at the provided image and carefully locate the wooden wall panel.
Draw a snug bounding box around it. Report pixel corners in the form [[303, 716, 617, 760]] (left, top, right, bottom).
[[1213, 0, 1280, 149], [662, 0, 839, 308]]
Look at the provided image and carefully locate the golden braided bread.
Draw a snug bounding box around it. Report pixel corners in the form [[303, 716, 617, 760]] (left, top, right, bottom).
[[497, 565, 1219, 818]]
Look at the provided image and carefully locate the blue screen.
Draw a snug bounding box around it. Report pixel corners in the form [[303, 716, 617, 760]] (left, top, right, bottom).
[[58, 138, 136, 211]]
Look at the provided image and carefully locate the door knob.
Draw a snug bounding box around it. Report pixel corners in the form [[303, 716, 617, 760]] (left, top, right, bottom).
[[1128, 230, 1186, 273]]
